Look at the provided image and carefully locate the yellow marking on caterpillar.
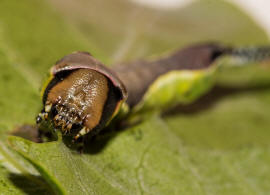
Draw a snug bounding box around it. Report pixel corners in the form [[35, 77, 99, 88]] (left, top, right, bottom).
[[105, 100, 124, 126], [40, 73, 54, 98]]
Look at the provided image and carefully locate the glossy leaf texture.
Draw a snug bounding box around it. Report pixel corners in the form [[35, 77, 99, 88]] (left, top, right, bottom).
[[0, 0, 270, 194]]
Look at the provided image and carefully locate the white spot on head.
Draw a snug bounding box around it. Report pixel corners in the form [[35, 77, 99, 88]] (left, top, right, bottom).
[[45, 104, 52, 112]]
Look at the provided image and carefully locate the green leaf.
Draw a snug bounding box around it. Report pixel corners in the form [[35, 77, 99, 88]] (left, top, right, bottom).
[[1, 0, 270, 194], [0, 140, 53, 194]]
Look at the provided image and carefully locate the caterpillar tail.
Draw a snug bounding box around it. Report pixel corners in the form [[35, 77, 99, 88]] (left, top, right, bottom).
[[224, 46, 270, 66]]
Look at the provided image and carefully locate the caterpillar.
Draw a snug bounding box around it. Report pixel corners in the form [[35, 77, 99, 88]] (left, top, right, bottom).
[[36, 43, 270, 141]]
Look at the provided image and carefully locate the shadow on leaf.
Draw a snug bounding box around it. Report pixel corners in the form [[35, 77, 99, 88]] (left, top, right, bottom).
[[8, 173, 53, 195]]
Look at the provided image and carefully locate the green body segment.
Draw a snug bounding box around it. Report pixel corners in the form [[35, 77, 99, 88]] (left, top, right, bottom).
[[134, 67, 216, 112]]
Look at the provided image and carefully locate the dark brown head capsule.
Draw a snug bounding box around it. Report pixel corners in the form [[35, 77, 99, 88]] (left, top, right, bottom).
[[36, 52, 127, 140]]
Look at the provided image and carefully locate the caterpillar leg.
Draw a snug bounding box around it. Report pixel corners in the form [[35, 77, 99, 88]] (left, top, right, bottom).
[[74, 127, 89, 140]]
